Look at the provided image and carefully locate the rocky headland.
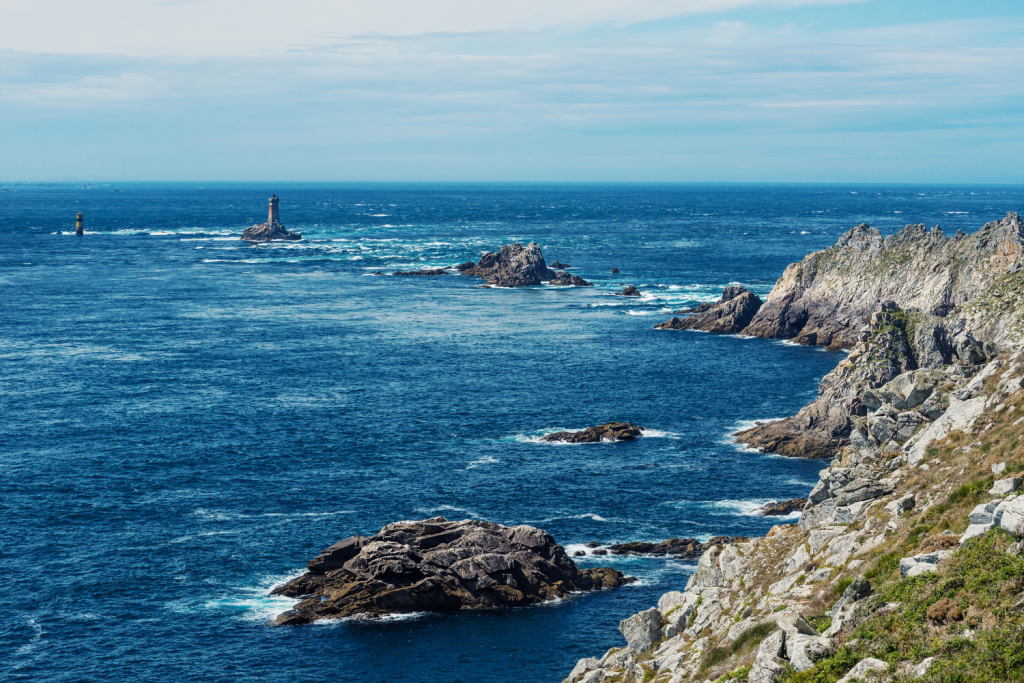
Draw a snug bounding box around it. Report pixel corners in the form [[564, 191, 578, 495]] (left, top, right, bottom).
[[543, 422, 644, 443], [273, 517, 633, 625], [563, 213, 1024, 683], [459, 243, 593, 287]]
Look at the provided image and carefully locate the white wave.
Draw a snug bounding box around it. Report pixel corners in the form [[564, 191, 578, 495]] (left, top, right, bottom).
[[261, 510, 353, 518], [800, 231, 810, 234], [640, 429, 680, 439], [465, 456, 499, 470], [415, 504, 482, 519], [192, 572, 305, 623], [782, 477, 818, 487], [528, 513, 613, 524], [945, 211, 969, 214], [626, 310, 655, 316], [711, 499, 772, 516]]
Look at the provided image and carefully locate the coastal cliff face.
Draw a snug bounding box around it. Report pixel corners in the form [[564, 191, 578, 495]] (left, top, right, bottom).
[[734, 213, 1024, 460], [566, 213, 1024, 683]]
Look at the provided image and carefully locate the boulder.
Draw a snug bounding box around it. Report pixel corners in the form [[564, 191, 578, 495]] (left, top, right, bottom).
[[655, 287, 763, 335], [990, 477, 1023, 496], [836, 658, 889, 683], [748, 630, 788, 683], [786, 633, 833, 672], [618, 286, 641, 297], [568, 657, 600, 682], [272, 517, 634, 625], [543, 422, 643, 443], [996, 496, 1024, 537], [899, 550, 952, 577], [883, 494, 915, 516], [618, 607, 662, 653], [611, 268, 619, 273]]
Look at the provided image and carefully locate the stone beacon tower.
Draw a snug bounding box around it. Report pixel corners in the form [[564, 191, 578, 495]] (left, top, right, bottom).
[[269, 194, 280, 224], [240, 193, 301, 242]]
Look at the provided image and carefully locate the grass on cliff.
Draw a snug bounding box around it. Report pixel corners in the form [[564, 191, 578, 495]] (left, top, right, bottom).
[[778, 376, 1024, 683]]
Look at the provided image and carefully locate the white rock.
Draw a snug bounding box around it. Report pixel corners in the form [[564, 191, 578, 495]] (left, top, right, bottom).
[[748, 630, 788, 683], [568, 658, 601, 682], [990, 477, 1023, 496], [836, 657, 889, 683], [783, 545, 811, 575], [968, 500, 1000, 525], [996, 496, 1024, 536], [913, 657, 935, 678], [808, 527, 846, 555], [908, 396, 986, 465], [580, 668, 612, 683], [774, 610, 818, 636], [959, 523, 993, 546], [884, 494, 915, 516], [786, 633, 833, 672], [658, 591, 698, 625], [993, 462, 1007, 476], [618, 608, 662, 653], [899, 550, 952, 577]]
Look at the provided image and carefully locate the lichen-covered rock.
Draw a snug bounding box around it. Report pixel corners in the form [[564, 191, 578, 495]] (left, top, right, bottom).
[[899, 550, 952, 577], [618, 607, 662, 653], [273, 517, 634, 625], [655, 286, 762, 334]]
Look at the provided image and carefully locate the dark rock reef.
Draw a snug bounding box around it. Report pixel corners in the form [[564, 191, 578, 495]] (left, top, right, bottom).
[[605, 536, 749, 559], [619, 286, 641, 297], [393, 269, 447, 276], [542, 422, 643, 443], [459, 243, 592, 287], [655, 286, 763, 334], [272, 517, 634, 625], [757, 498, 807, 516]]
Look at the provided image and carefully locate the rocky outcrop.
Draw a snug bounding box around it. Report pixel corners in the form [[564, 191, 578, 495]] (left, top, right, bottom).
[[241, 221, 301, 241], [543, 422, 643, 443], [607, 536, 749, 559], [550, 260, 570, 269], [611, 268, 620, 273], [739, 212, 1024, 349], [758, 498, 807, 516], [273, 517, 633, 625], [459, 243, 591, 287], [618, 286, 641, 297], [655, 286, 763, 334], [393, 269, 447, 276]]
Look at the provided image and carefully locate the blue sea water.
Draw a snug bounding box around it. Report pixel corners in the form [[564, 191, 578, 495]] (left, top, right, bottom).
[[2, 183, 1022, 682]]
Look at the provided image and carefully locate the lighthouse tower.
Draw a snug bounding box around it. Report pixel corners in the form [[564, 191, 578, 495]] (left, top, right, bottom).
[[269, 194, 281, 224]]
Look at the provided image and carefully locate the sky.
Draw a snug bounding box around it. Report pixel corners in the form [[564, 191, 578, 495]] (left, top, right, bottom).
[[2, 0, 1023, 182]]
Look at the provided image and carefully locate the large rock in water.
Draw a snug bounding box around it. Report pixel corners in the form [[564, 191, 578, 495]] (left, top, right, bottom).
[[655, 286, 763, 334], [460, 243, 592, 287], [240, 221, 301, 242], [542, 422, 643, 443], [272, 517, 634, 625]]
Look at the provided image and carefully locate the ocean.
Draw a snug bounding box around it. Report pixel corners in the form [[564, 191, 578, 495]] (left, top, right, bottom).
[[2, 183, 1021, 682]]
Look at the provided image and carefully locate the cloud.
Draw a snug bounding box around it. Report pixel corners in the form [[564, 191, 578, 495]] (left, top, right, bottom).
[[3, 0, 869, 56]]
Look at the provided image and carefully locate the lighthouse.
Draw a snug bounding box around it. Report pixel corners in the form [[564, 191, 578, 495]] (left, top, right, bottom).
[[269, 194, 281, 224]]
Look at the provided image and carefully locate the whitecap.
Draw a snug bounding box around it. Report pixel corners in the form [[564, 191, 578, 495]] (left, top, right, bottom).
[[639, 429, 680, 439], [465, 456, 499, 470], [415, 504, 482, 519]]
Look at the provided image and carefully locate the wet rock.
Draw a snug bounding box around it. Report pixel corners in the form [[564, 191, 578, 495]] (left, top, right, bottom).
[[454, 261, 476, 271], [611, 268, 619, 273], [550, 260, 570, 269], [549, 271, 594, 287], [655, 286, 763, 335], [609, 535, 748, 560], [272, 516, 634, 625], [393, 269, 448, 276], [618, 286, 641, 297], [757, 498, 807, 516], [543, 422, 643, 443], [586, 541, 601, 548], [372, 271, 384, 275]]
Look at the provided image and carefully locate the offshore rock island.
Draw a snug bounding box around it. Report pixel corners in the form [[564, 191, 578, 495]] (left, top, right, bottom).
[[273, 517, 634, 625], [240, 194, 302, 242], [457, 242, 593, 287], [563, 212, 1024, 683]]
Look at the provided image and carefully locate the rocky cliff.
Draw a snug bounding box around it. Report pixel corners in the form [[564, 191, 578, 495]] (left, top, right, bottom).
[[564, 213, 1024, 683], [735, 213, 1024, 460]]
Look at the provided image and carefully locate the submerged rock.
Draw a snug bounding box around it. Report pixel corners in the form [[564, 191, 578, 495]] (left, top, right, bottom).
[[272, 516, 634, 625], [655, 286, 762, 334], [542, 422, 643, 443], [393, 269, 448, 276]]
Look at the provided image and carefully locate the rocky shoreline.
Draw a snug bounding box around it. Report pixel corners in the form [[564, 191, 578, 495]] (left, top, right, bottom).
[[563, 212, 1024, 683]]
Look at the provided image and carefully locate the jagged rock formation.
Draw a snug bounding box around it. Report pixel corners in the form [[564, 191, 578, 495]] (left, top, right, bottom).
[[542, 422, 643, 443], [565, 347, 1024, 683], [655, 286, 763, 335], [741, 212, 1024, 350], [734, 213, 1024, 460], [273, 517, 633, 625], [459, 243, 592, 287], [758, 498, 807, 516]]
